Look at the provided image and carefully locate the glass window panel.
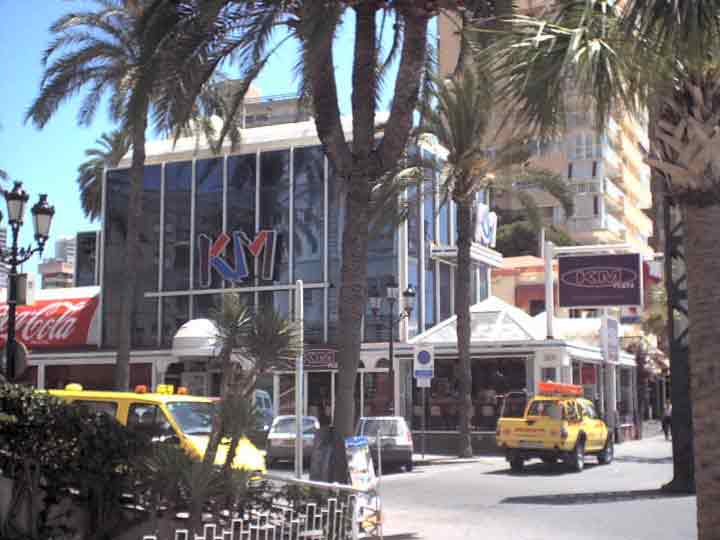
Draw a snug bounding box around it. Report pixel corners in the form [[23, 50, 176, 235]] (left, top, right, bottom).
[[407, 183, 420, 257], [226, 154, 257, 287], [195, 158, 223, 289], [161, 296, 189, 347], [75, 232, 98, 287], [423, 174, 435, 243], [293, 146, 324, 283], [260, 150, 290, 284], [133, 298, 158, 348], [425, 261, 436, 330], [193, 293, 223, 320], [102, 166, 161, 347], [258, 291, 290, 318], [438, 197, 450, 245], [439, 263, 451, 321], [164, 161, 192, 291], [477, 264, 489, 301], [302, 288, 324, 345]]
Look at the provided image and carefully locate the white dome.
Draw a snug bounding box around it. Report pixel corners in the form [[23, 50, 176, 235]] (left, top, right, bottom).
[[172, 318, 220, 357]]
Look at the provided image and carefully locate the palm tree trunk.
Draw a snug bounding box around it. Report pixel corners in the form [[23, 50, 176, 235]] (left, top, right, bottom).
[[683, 202, 720, 539], [114, 100, 148, 390], [455, 198, 474, 458], [648, 99, 695, 493], [660, 194, 695, 494], [204, 342, 234, 467], [334, 182, 371, 438]]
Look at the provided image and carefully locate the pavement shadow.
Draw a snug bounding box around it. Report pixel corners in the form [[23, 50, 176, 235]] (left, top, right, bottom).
[[613, 455, 673, 465], [501, 488, 693, 506], [485, 461, 599, 477]]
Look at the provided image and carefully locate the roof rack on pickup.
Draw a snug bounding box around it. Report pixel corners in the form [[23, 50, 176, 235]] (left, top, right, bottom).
[[537, 382, 583, 397]]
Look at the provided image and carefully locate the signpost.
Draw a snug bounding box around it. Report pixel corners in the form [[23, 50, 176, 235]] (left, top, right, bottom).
[[413, 345, 434, 459], [294, 280, 304, 479]]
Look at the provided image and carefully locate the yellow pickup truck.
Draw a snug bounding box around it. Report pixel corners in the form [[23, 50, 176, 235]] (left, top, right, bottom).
[[496, 383, 613, 473]]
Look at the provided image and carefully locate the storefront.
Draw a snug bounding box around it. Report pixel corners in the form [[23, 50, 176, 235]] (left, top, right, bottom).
[[22, 115, 502, 401], [388, 296, 638, 453]]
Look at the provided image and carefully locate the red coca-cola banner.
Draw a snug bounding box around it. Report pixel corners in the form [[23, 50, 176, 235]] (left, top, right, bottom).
[[0, 296, 99, 349]]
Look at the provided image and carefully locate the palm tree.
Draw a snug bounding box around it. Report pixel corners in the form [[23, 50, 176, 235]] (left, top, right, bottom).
[[483, 0, 720, 532], [203, 293, 299, 469], [27, 0, 181, 390], [152, 1, 462, 437], [77, 130, 131, 221], [419, 67, 573, 456]]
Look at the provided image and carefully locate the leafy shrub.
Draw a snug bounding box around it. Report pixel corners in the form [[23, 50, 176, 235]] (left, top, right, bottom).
[[0, 383, 149, 539]]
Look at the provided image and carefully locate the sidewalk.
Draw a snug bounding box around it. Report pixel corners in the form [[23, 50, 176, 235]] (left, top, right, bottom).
[[412, 421, 668, 467], [412, 453, 500, 466]]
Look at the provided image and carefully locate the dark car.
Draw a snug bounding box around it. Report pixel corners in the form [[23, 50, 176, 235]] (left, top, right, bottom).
[[356, 416, 414, 472], [266, 415, 319, 467]]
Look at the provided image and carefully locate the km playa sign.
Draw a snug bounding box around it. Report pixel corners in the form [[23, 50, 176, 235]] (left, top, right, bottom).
[[558, 253, 643, 308]]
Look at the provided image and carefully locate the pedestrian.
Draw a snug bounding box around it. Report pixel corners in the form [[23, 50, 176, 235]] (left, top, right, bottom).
[[662, 401, 672, 440]]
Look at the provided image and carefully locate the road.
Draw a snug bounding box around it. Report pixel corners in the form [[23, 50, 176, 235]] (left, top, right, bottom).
[[377, 435, 697, 540]]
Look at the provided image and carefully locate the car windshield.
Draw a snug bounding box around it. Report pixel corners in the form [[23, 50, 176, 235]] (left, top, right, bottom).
[[527, 400, 564, 419], [167, 401, 215, 436], [272, 417, 317, 434], [360, 419, 400, 437]]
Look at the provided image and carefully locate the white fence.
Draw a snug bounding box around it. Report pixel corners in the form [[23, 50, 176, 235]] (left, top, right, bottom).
[[140, 475, 380, 540]]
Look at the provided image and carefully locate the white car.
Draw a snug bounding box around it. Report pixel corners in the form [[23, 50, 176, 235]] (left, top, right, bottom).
[[266, 415, 319, 467], [356, 416, 414, 472]]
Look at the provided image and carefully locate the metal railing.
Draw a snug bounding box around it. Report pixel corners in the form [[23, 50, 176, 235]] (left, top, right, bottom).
[[140, 475, 377, 540]]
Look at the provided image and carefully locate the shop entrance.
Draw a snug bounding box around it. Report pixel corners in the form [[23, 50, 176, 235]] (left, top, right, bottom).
[[307, 371, 332, 425]]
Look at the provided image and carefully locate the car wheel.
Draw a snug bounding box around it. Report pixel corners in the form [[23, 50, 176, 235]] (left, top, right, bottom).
[[569, 440, 585, 472], [510, 456, 524, 473], [406, 459, 414, 472], [597, 437, 614, 465]]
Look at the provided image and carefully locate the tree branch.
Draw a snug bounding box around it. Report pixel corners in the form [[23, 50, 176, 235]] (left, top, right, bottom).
[[378, 11, 429, 171]]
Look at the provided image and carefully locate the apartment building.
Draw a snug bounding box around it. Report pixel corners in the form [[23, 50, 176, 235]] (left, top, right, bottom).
[[438, 13, 655, 257]]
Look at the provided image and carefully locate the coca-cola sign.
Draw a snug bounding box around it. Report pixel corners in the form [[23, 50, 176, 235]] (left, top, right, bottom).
[[558, 254, 642, 308], [0, 296, 99, 349]]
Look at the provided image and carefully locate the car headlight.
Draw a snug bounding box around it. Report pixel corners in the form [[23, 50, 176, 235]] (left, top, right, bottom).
[[263, 425, 270, 431]]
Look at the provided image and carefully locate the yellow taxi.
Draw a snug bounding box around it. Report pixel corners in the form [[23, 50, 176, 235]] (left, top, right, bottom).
[[49, 383, 266, 474], [496, 382, 613, 472]]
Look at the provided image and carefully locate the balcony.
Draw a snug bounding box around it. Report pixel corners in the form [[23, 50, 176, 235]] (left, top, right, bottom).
[[605, 213, 627, 238], [603, 177, 625, 214], [567, 216, 603, 234]]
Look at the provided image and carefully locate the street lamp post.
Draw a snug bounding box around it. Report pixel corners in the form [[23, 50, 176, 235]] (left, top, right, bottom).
[[1, 182, 55, 380], [369, 281, 416, 415]]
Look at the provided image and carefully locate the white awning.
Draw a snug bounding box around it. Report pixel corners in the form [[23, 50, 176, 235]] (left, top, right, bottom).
[[172, 318, 220, 357], [409, 296, 544, 344], [430, 242, 504, 268]]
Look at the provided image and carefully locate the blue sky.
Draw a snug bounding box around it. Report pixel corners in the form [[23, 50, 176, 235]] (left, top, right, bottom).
[[0, 1, 426, 278]]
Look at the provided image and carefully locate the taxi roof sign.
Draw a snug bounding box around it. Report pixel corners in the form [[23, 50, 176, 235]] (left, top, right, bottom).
[[538, 382, 583, 397]]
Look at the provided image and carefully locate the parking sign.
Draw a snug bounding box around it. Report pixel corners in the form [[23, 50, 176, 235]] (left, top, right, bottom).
[[413, 345, 434, 379]]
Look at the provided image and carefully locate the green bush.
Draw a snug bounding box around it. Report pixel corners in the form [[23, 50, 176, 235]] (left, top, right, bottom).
[[0, 383, 149, 539]]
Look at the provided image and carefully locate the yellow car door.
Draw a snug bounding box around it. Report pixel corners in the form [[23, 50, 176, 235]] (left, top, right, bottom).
[[580, 400, 606, 451]]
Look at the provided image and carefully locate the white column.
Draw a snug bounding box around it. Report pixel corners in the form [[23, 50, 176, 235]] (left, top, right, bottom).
[[294, 280, 304, 478], [330, 370, 336, 424], [544, 241, 555, 338]]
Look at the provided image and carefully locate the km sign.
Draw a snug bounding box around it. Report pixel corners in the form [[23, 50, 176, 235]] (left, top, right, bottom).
[[198, 230, 278, 287]]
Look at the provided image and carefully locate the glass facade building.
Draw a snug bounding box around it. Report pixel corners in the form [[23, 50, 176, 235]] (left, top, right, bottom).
[[102, 145, 491, 353]]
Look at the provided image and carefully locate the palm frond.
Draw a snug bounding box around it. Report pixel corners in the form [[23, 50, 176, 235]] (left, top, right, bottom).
[[480, 2, 645, 137], [77, 128, 130, 221]]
